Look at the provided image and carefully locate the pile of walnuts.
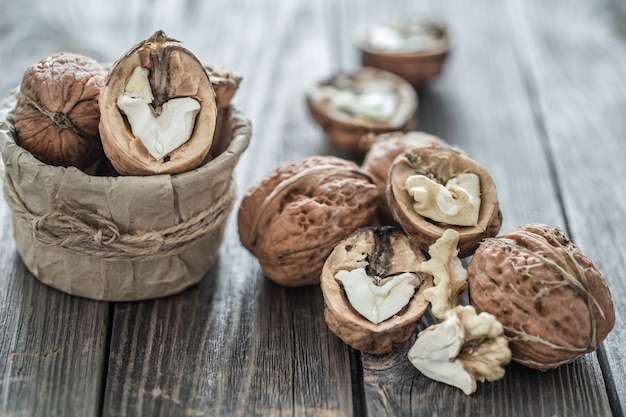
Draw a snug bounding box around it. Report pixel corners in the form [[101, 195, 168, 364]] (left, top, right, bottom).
[[239, 86, 615, 393], [12, 31, 240, 176]]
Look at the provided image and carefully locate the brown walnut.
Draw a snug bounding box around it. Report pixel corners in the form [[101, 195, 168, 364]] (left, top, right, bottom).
[[468, 224, 615, 370], [238, 155, 379, 286], [99, 30, 217, 175], [361, 131, 451, 222], [306, 67, 417, 154], [356, 20, 450, 88], [13, 52, 106, 170], [321, 226, 433, 354], [387, 145, 502, 257]]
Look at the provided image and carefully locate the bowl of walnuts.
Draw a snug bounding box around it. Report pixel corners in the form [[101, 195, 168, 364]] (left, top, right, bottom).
[[0, 31, 251, 301]]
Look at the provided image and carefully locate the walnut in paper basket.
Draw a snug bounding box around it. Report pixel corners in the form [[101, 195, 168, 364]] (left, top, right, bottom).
[[0, 33, 251, 301], [99, 30, 218, 175]]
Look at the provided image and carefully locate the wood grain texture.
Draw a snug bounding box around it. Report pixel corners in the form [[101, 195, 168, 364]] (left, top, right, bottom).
[[508, 0, 626, 415], [0, 192, 111, 416], [0, 0, 625, 415]]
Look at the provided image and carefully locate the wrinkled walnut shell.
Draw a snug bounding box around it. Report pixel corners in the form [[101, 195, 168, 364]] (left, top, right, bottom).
[[13, 52, 106, 170], [321, 226, 433, 354], [468, 224, 615, 370], [306, 67, 417, 154], [356, 20, 450, 88], [238, 155, 379, 286], [99, 31, 217, 175], [387, 146, 502, 257], [362, 131, 451, 222]]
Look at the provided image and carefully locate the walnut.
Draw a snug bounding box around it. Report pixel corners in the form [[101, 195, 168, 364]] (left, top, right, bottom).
[[355, 19, 450, 88], [419, 229, 468, 320], [361, 131, 451, 222], [468, 224, 616, 370], [320, 226, 433, 354], [238, 155, 379, 286], [12, 52, 106, 170], [99, 30, 217, 175], [306, 67, 417, 154], [205, 65, 242, 110], [387, 146, 502, 257], [408, 305, 511, 395]]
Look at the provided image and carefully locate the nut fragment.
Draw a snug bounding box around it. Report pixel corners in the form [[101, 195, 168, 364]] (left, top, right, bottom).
[[99, 30, 217, 175], [321, 227, 433, 354], [361, 131, 450, 221], [13, 52, 106, 170], [420, 229, 468, 320], [408, 305, 511, 395], [468, 224, 615, 370], [306, 67, 417, 154], [387, 146, 502, 257], [355, 19, 450, 88], [205, 65, 242, 109], [238, 156, 378, 286]]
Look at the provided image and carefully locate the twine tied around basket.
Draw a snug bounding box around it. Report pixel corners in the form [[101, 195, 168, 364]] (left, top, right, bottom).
[[3, 173, 236, 261]]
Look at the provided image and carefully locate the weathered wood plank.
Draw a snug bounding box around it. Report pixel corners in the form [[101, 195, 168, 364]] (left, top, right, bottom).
[[100, 0, 354, 416], [0, 195, 111, 417], [508, 0, 626, 415], [324, 0, 616, 415]]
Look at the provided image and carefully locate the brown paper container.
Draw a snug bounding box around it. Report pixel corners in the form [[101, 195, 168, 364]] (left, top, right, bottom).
[[0, 89, 251, 301]]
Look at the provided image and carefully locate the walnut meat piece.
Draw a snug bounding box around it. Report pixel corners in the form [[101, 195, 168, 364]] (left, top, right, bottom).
[[13, 52, 106, 170], [387, 146, 502, 257], [362, 131, 450, 222], [205, 65, 242, 109], [306, 67, 417, 154], [99, 31, 217, 175], [355, 19, 450, 88], [321, 227, 433, 354], [468, 224, 616, 370], [238, 155, 378, 286], [408, 305, 511, 395]]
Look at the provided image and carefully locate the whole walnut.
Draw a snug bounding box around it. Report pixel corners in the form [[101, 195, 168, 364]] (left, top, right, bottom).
[[238, 155, 379, 286], [13, 52, 106, 170], [468, 224, 615, 370]]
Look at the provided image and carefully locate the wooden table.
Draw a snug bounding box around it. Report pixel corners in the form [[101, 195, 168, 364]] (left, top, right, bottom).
[[1, 0, 625, 415]]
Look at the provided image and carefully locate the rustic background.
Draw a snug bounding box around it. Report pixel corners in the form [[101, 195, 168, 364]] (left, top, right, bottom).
[[1, 0, 625, 415]]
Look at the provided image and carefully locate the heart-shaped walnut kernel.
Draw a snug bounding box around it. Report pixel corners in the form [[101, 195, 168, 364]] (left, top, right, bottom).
[[238, 155, 379, 286], [321, 226, 432, 354], [99, 30, 217, 175]]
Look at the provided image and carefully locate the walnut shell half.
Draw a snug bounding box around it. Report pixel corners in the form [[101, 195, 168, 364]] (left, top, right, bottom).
[[306, 67, 417, 154], [238, 155, 379, 286], [13, 52, 106, 170], [355, 20, 450, 88], [468, 224, 615, 370], [321, 226, 433, 354], [387, 146, 502, 257], [99, 31, 217, 175]]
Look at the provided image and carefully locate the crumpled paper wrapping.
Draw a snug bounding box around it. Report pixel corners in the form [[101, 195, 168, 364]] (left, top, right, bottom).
[[0, 89, 251, 301]]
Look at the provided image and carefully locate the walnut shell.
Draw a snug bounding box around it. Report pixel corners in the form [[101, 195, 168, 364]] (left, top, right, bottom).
[[205, 65, 242, 110], [13, 52, 106, 170], [387, 146, 502, 257], [361, 131, 451, 222], [238, 155, 379, 286], [99, 31, 217, 175], [321, 226, 433, 354], [306, 67, 417, 154], [468, 224, 615, 370], [356, 20, 450, 88]]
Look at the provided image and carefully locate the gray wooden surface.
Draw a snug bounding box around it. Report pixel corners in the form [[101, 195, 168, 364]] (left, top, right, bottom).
[[0, 0, 625, 416]]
